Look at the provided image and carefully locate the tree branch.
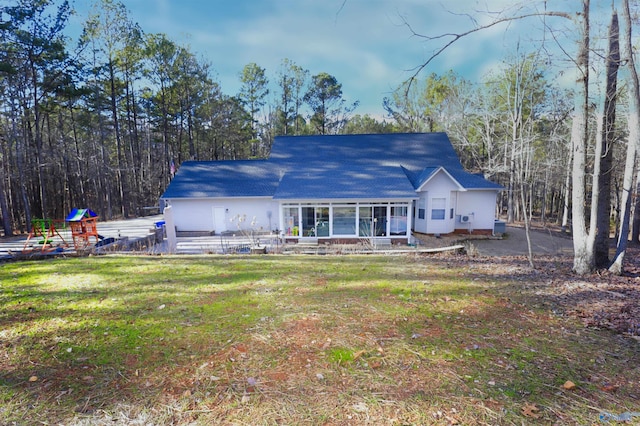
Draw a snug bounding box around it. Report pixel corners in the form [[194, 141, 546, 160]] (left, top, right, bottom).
[[401, 9, 573, 95]]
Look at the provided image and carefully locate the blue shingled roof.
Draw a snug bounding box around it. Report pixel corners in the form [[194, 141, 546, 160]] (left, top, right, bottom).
[[274, 165, 417, 200], [447, 169, 504, 190], [269, 132, 465, 172], [161, 133, 502, 201], [161, 160, 281, 199], [403, 166, 504, 191]]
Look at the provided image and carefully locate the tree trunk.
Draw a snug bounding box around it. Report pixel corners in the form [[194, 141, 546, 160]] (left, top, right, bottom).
[[109, 60, 129, 218], [561, 149, 572, 231], [610, 0, 639, 275], [0, 165, 13, 236], [631, 195, 640, 244], [571, 0, 597, 275], [521, 182, 534, 269], [595, 11, 620, 268], [123, 66, 141, 214], [30, 60, 48, 219], [68, 98, 87, 208]]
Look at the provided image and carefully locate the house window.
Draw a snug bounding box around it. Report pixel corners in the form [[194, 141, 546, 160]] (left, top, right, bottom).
[[431, 198, 446, 220], [450, 208, 454, 219], [333, 206, 356, 235], [418, 198, 427, 220]]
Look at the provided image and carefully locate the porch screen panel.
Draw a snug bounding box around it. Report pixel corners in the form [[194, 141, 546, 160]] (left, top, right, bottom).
[[333, 206, 356, 235], [316, 207, 330, 237], [283, 207, 299, 236], [390, 206, 408, 235], [359, 207, 372, 237]]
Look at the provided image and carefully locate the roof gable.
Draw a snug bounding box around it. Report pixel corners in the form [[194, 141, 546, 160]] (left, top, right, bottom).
[[407, 165, 503, 191], [416, 167, 465, 192]]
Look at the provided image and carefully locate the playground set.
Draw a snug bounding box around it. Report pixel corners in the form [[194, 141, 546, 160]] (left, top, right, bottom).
[[22, 208, 104, 254]]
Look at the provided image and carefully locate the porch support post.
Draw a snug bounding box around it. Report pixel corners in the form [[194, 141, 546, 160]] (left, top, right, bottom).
[[406, 201, 413, 243], [278, 203, 284, 238]]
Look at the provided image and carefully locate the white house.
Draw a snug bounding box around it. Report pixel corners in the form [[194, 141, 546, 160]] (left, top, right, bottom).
[[160, 133, 503, 243]]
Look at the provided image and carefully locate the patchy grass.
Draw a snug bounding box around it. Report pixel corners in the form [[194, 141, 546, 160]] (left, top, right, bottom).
[[0, 254, 638, 425]]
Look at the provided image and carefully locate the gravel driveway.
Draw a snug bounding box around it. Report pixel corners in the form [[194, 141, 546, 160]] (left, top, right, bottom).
[[415, 225, 574, 257], [470, 226, 574, 257]]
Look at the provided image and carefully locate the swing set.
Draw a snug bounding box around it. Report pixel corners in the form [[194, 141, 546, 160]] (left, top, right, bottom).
[[21, 208, 102, 253], [22, 218, 69, 253]]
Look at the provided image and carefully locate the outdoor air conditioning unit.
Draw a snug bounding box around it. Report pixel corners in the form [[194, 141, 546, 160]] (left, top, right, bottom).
[[460, 214, 473, 224]]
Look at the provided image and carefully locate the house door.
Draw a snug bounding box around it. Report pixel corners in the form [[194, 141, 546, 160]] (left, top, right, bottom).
[[358, 206, 388, 237], [373, 206, 387, 236], [212, 207, 226, 233]]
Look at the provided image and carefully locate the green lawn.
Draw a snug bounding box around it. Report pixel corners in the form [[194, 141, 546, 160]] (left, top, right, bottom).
[[1, 254, 638, 425]]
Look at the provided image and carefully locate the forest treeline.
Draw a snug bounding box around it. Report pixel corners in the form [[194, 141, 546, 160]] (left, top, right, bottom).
[[0, 0, 636, 270]]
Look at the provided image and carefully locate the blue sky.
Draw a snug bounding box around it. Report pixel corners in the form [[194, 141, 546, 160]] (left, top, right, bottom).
[[66, 0, 589, 118]]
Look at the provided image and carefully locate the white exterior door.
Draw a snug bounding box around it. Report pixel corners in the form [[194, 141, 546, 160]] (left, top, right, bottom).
[[212, 207, 226, 233]]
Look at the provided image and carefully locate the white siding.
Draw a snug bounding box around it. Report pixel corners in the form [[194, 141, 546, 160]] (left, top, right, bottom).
[[412, 169, 499, 234], [167, 198, 280, 233], [455, 191, 498, 231], [413, 195, 428, 234], [419, 171, 458, 234]]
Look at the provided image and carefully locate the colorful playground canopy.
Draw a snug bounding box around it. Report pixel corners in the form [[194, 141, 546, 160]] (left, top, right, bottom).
[[66, 208, 98, 222]]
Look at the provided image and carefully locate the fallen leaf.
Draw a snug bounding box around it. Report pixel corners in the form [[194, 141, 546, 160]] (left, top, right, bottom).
[[28, 376, 38, 382], [562, 380, 576, 390], [369, 360, 382, 369], [522, 403, 541, 418], [600, 384, 619, 393], [352, 350, 366, 360]]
